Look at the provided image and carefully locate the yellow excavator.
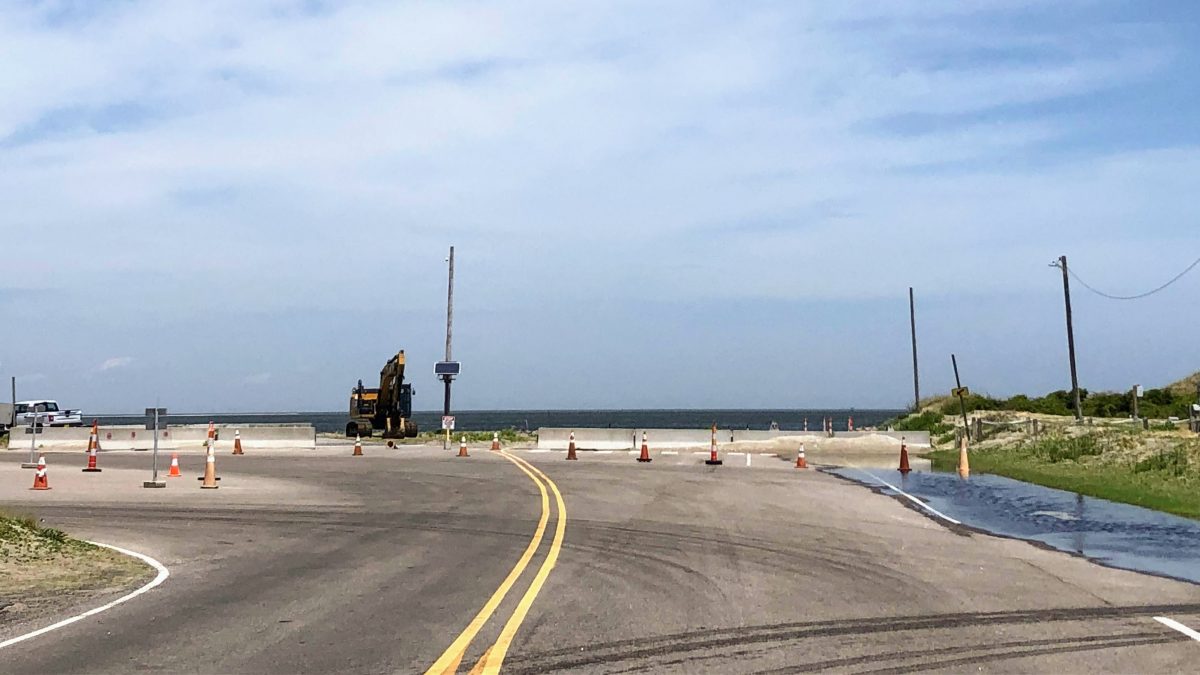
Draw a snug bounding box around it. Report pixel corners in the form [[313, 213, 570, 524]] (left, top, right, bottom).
[[347, 351, 419, 438]]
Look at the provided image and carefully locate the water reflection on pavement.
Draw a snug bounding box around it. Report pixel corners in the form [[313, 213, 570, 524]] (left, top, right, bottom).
[[829, 468, 1200, 584]]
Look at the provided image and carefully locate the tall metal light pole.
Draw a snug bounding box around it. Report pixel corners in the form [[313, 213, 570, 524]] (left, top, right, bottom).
[[1057, 255, 1083, 421], [442, 246, 455, 448]]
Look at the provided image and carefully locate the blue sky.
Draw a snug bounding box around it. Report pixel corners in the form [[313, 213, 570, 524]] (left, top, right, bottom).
[[2, 0, 1199, 413]]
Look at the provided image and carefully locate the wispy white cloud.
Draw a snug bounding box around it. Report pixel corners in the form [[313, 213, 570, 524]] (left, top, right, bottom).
[[243, 372, 271, 385], [98, 357, 133, 372]]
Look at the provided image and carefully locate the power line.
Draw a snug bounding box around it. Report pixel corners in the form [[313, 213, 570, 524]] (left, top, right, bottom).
[[1050, 255, 1200, 300]]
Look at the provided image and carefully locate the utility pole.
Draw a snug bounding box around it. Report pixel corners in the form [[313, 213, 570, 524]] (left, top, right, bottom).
[[1057, 255, 1084, 421], [909, 287, 920, 411], [442, 246, 455, 449]]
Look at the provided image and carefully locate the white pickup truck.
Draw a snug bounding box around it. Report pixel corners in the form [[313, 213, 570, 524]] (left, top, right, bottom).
[[12, 400, 84, 428]]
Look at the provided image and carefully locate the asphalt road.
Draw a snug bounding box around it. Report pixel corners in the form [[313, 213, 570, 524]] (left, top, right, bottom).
[[1, 445, 1198, 674]]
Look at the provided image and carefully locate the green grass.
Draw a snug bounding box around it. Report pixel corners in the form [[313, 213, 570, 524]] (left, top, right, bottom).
[[1, 510, 98, 562], [417, 428, 533, 443], [927, 436, 1200, 520]]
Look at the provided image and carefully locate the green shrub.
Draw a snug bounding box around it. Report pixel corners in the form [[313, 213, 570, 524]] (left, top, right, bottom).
[[1082, 392, 1131, 418], [939, 393, 1002, 416], [894, 411, 952, 436], [37, 527, 68, 543]]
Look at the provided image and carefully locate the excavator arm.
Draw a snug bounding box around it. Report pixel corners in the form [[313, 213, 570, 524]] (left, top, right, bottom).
[[347, 350, 418, 438]]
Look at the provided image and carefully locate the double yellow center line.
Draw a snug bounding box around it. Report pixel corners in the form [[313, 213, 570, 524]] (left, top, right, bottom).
[[425, 450, 567, 675]]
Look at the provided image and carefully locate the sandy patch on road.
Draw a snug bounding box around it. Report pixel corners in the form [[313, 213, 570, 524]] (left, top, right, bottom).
[[0, 513, 151, 633]]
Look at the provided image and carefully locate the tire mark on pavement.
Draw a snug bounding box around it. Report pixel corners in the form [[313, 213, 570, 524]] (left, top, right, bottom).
[[504, 603, 1200, 673]]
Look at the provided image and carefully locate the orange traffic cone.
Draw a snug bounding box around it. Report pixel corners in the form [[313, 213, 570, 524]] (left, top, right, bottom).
[[83, 431, 102, 473], [957, 436, 970, 478], [848, 416, 854, 432], [898, 438, 912, 475], [232, 429, 244, 455], [85, 421, 96, 454], [705, 424, 722, 466], [91, 419, 102, 452], [457, 436, 470, 458], [566, 431, 578, 460], [353, 434, 363, 456], [167, 453, 182, 477], [636, 431, 652, 463], [490, 432, 501, 452], [200, 443, 219, 489], [795, 443, 809, 469], [31, 458, 50, 490]]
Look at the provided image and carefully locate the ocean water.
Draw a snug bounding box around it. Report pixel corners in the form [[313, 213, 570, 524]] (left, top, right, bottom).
[[94, 409, 903, 434]]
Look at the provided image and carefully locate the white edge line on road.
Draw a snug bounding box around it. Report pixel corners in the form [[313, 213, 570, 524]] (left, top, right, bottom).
[[595, 450, 614, 454], [528, 450, 551, 454], [661, 450, 679, 455], [746, 453, 751, 467], [0, 542, 169, 650], [1155, 616, 1200, 643], [854, 469, 961, 526]]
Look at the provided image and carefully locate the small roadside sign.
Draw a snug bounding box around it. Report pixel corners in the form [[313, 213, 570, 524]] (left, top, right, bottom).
[[1135, 385, 1144, 398], [952, 387, 970, 398], [144, 407, 167, 430], [441, 415, 455, 431]]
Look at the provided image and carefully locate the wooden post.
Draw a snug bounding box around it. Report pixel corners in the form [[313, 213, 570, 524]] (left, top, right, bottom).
[[951, 354, 969, 443]]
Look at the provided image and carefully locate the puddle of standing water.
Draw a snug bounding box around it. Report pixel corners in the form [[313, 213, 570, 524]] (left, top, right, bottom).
[[828, 467, 1200, 585]]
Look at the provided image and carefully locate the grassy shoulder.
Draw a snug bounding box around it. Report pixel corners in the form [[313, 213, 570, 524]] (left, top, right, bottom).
[[1, 512, 153, 624], [417, 428, 535, 444], [926, 431, 1200, 520]]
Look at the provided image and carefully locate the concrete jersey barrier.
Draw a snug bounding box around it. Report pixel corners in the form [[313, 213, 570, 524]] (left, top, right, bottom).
[[537, 428, 716, 450], [13, 424, 316, 451], [537, 427, 930, 450]]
